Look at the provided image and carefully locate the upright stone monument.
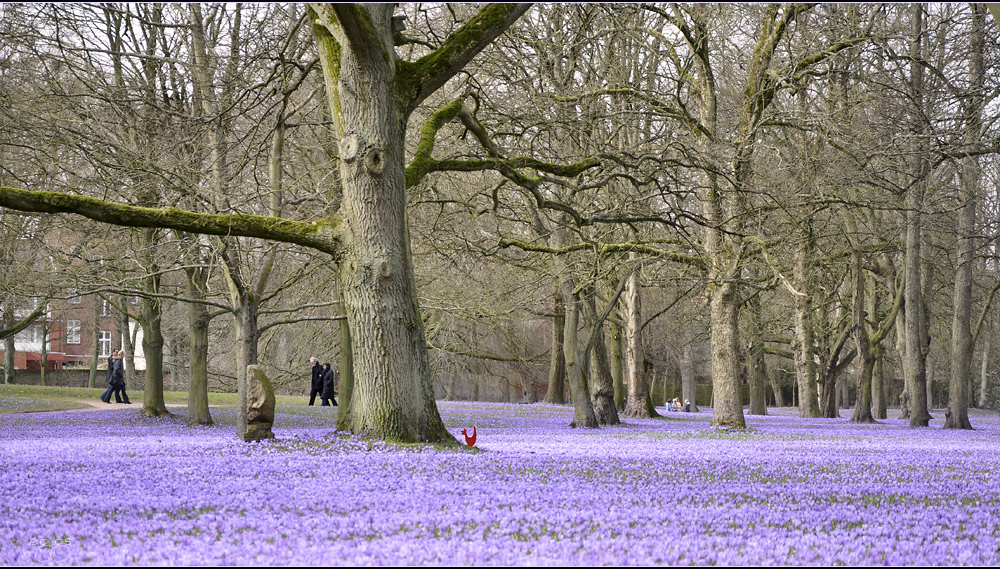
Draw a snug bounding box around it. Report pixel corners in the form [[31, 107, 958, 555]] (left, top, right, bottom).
[[239, 365, 275, 442]]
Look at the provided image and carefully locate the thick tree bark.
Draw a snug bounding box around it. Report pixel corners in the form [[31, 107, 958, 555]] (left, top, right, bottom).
[[521, 372, 537, 404], [310, 3, 529, 442], [545, 291, 566, 404], [708, 285, 745, 427], [768, 367, 785, 408], [622, 268, 657, 418], [561, 283, 597, 428], [185, 267, 212, 426], [584, 290, 619, 425]]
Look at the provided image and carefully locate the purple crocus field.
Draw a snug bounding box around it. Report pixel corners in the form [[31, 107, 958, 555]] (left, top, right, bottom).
[[2, 402, 999, 566]]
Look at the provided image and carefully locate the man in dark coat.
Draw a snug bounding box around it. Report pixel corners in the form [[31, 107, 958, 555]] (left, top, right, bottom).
[[100, 349, 119, 403], [308, 357, 323, 406]]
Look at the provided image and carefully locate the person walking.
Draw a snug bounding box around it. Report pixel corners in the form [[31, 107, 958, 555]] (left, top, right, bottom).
[[320, 362, 337, 407], [99, 350, 119, 404], [116, 350, 131, 404], [308, 357, 323, 406], [102, 351, 126, 404]]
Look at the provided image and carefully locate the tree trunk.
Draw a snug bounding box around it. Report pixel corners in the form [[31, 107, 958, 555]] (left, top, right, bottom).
[[850, 248, 875, 424], [233, 300, 259, 441], [141, 259, 169, 417], [337, 295, 354, 431], [4, 336, 14, 384], [945, 3, 984, 431], [313, 4, 461, 442], [521, 372, 537, 404], [39, 326, 47, 387], [119, 310, 135, 388], [746, 295, 767, 416], [769, 367, 785, 408], [561, 283, 597, 428], [185, 267, 212, 426], [622, 268, 657, 418], [873, 351, 887, 419], [681, 342, 699, 412], [585, 292, 619, 425], [545, 291, 566, 404], [905, 3, 931, 428], [708, 283, 745, 427], [610, 320, 625, 411], [793, 234, 821, 417], [88, 296, 100, 388], [979, 331, 991, 409]]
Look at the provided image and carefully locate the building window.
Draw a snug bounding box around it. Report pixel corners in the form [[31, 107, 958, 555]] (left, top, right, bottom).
[[99, 331, 112, 357], [102, 300, 113, 317], [67, 320, 81, 344]]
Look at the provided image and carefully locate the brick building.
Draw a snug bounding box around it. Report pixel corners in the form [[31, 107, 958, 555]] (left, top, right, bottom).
[[1, 294, 145, 370]]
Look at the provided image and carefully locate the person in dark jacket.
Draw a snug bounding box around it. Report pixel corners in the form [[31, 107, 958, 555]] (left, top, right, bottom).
[[308, 357, 323, 406], [320, 362, 337, 407], [101, 352, 126, 404], [116, 351, 131, 404], [100, 349, 119, 404]]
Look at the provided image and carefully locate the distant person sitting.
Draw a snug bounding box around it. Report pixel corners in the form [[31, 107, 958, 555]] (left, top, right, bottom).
[[684, 399, 691, 412]]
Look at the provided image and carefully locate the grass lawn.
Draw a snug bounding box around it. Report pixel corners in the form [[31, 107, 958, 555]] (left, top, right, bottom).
[[0, 383, 308, 412]]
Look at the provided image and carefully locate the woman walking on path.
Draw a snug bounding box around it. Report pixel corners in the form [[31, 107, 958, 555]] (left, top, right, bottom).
[[321, 362, 337, 407]]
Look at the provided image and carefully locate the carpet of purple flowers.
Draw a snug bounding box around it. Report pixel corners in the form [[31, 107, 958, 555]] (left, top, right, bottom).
[[2, 401, 999, 565]]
